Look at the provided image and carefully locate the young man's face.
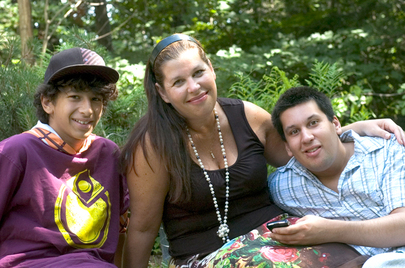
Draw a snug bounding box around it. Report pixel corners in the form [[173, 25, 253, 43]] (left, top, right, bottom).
[[280, 100, 343, 176], [41, 86, 103, 151]]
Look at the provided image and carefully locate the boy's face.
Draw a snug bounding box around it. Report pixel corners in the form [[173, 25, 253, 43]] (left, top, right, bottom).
[[280, 100, 343, 176], [41, 86, 103, 151]]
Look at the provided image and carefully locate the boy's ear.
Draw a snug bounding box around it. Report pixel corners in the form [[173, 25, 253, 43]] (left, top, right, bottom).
[[156, 83, 170, 103], [284, 142, 293, 157], [41, 95, 54, 115]]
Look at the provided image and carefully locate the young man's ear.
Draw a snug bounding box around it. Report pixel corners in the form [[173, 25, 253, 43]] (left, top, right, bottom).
[[155, 83, 170, 103], [284, 142, 294, 157], [333, 116, 342, 134], [41, 95, 54, 115]]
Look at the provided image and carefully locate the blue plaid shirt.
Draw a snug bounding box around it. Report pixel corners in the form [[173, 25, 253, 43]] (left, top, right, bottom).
[[268, 130, 405, 256]]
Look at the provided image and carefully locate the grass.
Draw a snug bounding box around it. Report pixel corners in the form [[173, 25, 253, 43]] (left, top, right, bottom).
[[148, 255, 166, 268]]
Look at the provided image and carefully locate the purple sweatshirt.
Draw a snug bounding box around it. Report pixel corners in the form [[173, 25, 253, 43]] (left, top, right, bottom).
[[0, 133, 129, 268]]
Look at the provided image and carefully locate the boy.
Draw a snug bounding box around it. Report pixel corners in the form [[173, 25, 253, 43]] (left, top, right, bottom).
[[0, 48, 129, 268], [268, 86, 405, 266]]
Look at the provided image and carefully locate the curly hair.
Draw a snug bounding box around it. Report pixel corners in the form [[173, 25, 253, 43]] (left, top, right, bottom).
[[33, 74, 118, 124]]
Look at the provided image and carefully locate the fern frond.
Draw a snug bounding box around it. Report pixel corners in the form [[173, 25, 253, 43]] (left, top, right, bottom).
[[305, 60, 345, 97]]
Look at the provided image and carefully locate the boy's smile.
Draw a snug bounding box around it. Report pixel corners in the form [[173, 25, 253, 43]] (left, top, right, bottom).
[[42, 86, 103, 152]]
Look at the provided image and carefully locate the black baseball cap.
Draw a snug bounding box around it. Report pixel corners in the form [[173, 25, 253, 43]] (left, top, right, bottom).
[[44, 47, 119, 84]]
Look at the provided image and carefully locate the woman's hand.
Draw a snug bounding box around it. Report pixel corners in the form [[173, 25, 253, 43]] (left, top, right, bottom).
[[340, 119, 405, 145]]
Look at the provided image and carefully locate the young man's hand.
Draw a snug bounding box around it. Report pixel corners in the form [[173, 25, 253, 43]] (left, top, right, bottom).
[[269, 215, 336, 245]]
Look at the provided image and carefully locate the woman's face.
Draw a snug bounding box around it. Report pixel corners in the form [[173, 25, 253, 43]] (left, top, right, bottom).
[[156, 48, 217, 121]]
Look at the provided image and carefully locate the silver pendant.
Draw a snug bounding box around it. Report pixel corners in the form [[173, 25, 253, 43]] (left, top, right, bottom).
[[217, 223, 230, 239]]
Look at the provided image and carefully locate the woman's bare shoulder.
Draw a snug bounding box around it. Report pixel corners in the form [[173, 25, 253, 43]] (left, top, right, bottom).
[[242, 100, 272, 144]]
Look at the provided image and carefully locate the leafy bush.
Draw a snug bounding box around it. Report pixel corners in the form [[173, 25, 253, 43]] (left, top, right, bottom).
[[0, 37, 39, 140], [226, 60, 375, 126], [94, 58, 147, 146]]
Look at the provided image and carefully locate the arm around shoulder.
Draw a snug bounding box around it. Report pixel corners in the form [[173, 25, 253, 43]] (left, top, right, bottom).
[[341, 119, 405, 145]]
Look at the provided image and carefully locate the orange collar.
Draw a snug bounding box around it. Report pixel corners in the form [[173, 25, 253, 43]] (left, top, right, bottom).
[[25, 128, 95, 155]]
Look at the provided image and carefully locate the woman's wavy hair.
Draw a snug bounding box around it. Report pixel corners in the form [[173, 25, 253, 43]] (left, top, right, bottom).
[[120, 36, 210, 203], [33, 75, 118, 124]]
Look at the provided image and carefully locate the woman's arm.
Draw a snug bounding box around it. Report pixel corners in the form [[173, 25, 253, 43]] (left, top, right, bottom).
[[123, 136, 170, 268], [243, 101, 291, 167], [340, 119, 404, 145]]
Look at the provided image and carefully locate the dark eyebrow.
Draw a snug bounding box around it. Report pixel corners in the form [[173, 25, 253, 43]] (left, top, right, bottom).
[[283, 114, 320, 133], [168, 75, 183, 84], [284, 124, 296, 133], [168, 63, 206, 84], [307, 114, 321, 122]]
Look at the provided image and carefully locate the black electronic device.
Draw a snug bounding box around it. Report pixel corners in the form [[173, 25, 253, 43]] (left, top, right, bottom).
[[266, 219, 290, 231]]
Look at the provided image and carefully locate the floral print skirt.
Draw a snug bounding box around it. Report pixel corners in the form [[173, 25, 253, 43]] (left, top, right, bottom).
[[169, 214, 369, 268]]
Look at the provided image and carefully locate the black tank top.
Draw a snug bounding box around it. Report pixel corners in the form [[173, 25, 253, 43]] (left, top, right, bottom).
[[163, 98, 284, 259]]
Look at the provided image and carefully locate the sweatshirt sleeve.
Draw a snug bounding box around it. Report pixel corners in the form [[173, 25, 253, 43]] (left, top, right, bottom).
[[0, 149, 24, 222]]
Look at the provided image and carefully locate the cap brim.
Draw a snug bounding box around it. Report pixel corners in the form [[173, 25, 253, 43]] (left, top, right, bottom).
[[46, 64, 119, 84]]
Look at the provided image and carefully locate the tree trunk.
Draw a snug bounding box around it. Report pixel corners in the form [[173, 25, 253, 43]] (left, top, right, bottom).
[[95, 0, 113, 52], [18, 0, 34, 65]]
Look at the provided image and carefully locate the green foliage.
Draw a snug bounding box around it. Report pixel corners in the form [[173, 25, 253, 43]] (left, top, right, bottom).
[[306, 60, 344, 97], [0, 0, 18, 38], [227, 66, 300, 113], [0, 37, 40, 140], [226, 61, 375, 127], [97, 57, 147, 146], [0, 65, 39, 140], [306, 61, 374, 122]]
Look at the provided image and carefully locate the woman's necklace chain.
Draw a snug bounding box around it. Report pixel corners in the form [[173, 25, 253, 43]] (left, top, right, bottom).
[[186, 108, 230, 243]]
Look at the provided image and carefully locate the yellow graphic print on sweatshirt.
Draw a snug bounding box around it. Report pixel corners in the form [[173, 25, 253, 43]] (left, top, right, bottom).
[[55, 169, 111, 248]]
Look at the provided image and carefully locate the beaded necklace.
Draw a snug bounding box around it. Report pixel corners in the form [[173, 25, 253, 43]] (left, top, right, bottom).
[[186, 108, 230, 243]]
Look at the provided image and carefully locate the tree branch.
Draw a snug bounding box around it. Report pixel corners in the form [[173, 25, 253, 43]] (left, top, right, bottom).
[[41, 1, 71, 54], [363, 92, 405, 97], [92, 12, 137, 41]]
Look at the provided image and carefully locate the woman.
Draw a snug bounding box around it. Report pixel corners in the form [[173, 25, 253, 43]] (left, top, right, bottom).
[[120, 34, 404, 267]]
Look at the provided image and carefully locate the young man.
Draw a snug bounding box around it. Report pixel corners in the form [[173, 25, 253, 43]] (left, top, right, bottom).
[[0, 48, 129, 268], [268, 86, 405, 265]]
